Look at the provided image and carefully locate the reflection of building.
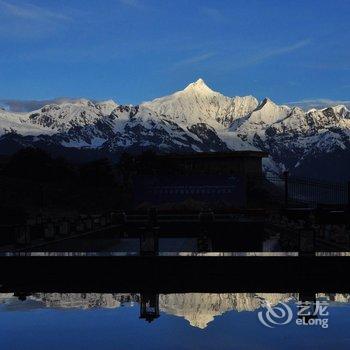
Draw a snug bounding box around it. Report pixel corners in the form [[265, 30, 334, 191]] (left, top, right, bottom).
[[136, 151, 267, 177], [139, 293, 160, 322], [140, 230, 159, 255], [298, 292, 317, 322]]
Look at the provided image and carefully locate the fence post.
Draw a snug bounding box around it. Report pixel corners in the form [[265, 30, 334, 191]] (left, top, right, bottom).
[[283, 171, 289, 208]]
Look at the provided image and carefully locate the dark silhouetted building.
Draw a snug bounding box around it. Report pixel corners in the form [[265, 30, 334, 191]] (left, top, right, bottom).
[[136, 151, 267, 177]]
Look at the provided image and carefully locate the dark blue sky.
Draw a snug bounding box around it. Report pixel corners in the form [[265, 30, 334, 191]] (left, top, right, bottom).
[[0, 0, 349, 106]]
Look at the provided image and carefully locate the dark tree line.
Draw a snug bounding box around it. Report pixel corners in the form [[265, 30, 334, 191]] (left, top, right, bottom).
[[0, 148, 116, 187], [0, 148, 122, 215], [0, 148, 161, 216]]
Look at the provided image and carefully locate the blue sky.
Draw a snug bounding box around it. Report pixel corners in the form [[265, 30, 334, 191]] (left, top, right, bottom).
[[0, 0, 349, 107]]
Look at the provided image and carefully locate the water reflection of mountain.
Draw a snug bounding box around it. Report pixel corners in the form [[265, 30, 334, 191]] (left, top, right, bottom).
[[1, 293, 349, 329], [160, 293, 295, 328]]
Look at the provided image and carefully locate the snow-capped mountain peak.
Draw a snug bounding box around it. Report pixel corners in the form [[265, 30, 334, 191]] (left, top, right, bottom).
[[331, 105, 350, 118], [96, 99, 119, 115], [183, 78, 215, 95], [142, 80, 258, 127], [237, 97, 290, 130]]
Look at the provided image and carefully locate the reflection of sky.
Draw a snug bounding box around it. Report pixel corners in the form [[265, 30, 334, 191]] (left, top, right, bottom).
[[1, 295, 350, 349]]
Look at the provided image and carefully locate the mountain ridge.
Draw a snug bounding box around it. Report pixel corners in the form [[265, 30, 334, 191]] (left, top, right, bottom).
[[0, 79, 349, 180]]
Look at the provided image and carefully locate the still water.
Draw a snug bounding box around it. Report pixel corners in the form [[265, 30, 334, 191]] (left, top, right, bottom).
[[1, 292, 350, 349]]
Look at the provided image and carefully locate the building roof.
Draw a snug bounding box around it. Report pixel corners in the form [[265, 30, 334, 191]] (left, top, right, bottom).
[[156, 151, 268, 160]]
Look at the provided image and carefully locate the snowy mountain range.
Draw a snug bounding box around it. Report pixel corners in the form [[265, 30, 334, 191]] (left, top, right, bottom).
[[1, 78, 349, 180]]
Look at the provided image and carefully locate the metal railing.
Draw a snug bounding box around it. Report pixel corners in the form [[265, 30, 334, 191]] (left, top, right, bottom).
[[262, 172, 349, 207], [0, 173, 348, 211]]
